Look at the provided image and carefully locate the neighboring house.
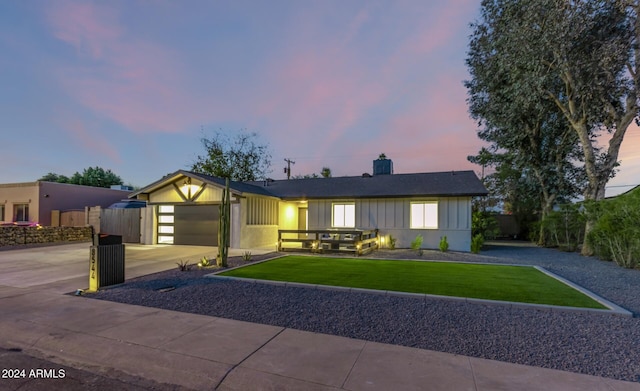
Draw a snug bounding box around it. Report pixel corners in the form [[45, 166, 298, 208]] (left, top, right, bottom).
[[0, 181, 132, 226], [131, 157, 488, 251]]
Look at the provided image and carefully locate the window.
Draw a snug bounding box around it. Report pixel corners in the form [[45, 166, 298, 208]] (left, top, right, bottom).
[[332, 203, 355, 228], [14, 204, 29, 222], [157, 204, 175, 244], [410, 202, 438, 229], [0, 204, 4, 222]]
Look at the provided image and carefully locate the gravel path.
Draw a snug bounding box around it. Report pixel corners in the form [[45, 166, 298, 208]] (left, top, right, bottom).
[[88, 243, 640, 383]]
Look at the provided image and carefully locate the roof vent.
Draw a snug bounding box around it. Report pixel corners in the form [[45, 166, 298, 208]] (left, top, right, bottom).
[[362, 173, 372, 178], [373, 153, 393, 175]]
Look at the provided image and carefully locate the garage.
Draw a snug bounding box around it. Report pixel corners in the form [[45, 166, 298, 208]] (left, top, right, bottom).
[[174, 205, 219, 246], [158, 204, 219, 246]]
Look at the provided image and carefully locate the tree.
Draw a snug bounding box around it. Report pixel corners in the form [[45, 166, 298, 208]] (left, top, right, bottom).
[[38, 167, 122, 188], [293, 166, 332, 179], [467, 0, 638, 253], [69, 167, 123, 188], [38, 173, 70, 183], [192, 130, 272, 181]]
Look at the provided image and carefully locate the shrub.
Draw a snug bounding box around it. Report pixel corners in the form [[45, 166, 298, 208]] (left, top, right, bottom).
[[411, 234, 423, 256], [176, 260, 192, 271], [198, 256, 211, 268], [538, 203, 586, 251], [470, 234, 484, 254], [242, 251, 252, 262], [439, 236, 449, 252], [472, 210, 500, 239], [388, 235, 397, 250], [586, 190, 640, 269]]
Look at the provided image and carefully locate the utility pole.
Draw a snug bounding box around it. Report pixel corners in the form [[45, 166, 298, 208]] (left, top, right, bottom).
[[284, 158, 295, 180]]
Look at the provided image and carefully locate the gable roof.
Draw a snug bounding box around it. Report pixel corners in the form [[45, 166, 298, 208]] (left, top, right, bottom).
[[131, 170, 488, 200], [129, 170, 277, 199]]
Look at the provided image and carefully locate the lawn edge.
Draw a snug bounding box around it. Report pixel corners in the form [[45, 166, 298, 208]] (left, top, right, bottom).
[[207, 255, 633, 317], [533, 266, 632, 317]]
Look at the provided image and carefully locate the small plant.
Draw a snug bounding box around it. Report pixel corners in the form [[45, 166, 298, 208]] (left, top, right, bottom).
[[176, 259, 192, 271], [470, 233, 484, 254], [439, 236, 449, 252], [411, 234, 424, 256], [242, 251, 252, 262], [198, 256, 211, 268], [388, 235, 397, 250]]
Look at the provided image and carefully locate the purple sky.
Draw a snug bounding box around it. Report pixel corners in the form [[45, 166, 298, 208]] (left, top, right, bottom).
[[1, 0, 638, 196]]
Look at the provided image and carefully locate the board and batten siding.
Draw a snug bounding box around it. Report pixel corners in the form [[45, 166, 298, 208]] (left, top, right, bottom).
[[307, 197, 472, 252]]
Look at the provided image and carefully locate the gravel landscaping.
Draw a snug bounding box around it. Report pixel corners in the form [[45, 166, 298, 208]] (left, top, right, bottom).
[[88, 242, 640, 383]]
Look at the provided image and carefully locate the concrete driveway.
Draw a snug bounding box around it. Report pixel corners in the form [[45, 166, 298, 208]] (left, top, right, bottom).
[[0, 242, 272, 293]]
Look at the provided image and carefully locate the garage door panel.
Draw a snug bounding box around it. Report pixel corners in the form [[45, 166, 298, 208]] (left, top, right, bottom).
[[174, 205, 219, 246]]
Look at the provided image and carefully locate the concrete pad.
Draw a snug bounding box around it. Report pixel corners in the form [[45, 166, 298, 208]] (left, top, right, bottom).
[[219, 366, 341, 391], [161, 316, 284, 365], [470, 356, 632, 391], [241, 328, 366, 388], [0, 285, 34, 299], [96, 309, 217, 348], [32, 330, 230, 390], [0, 293, 64, 321], [14, 296, 159, 333], [344, 341, 476, 391], [0, 318, 69, 349], [604, 379, 640, 391]]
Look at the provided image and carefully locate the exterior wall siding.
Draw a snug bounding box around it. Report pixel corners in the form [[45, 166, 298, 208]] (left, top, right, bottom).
[[235, 196, 285, 249], [307, 197, 472, 252]]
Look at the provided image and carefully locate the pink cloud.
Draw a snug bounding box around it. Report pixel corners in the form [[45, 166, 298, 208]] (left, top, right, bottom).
[[48, 1, 123, 59], [250, 2, 478, 174], [62, 118, 121, 163], [47, 1, 200, 133]]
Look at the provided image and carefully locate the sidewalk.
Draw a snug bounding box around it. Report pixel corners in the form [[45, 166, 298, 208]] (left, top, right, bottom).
[[0, 287, 638, 390]]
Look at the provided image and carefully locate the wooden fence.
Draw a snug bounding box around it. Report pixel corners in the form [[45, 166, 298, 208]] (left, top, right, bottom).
[[86, 206, 141, 243]]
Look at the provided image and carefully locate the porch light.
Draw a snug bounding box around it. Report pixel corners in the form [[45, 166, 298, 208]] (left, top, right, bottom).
[[180, 178, 199, 199]]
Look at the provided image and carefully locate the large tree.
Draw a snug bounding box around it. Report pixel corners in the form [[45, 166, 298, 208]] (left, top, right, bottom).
[[39, 167, 122, 188], [191, 130, 272, 181], [467, 0, 638, 253]]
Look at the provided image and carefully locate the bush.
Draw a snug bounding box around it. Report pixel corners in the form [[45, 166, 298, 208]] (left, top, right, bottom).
[[472, 210, 500, 239], [242, 251, 252, 262], [388, 235, 397, 250], [470, 234, 484, 254], [411, 234, 423, 256], [586, 190, 640, 269], [538, 203, 585, 251], [198, 256, 211, 268], [439, 236, 449, 252], [176, 260, 192, 271]]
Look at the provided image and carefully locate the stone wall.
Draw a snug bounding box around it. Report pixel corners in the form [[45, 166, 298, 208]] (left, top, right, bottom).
[[0, 226, 93, 247]]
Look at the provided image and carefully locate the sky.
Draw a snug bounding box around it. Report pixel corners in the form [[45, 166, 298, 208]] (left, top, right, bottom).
[[1, 0, 638, 196]]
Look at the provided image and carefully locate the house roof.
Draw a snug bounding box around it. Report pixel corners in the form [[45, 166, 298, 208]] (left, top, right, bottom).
[[131, 170, 488, 200], [247, 170, 488, 200]]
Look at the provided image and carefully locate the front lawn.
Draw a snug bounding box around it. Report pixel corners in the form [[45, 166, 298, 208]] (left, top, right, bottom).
[[219, 255, 606, 309]]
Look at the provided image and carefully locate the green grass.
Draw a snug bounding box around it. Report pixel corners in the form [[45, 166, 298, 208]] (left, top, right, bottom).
[[220, 255, 607, 309]]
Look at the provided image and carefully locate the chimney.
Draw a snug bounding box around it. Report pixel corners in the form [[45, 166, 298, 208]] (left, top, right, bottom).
[[373, 153, 393, 175]]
